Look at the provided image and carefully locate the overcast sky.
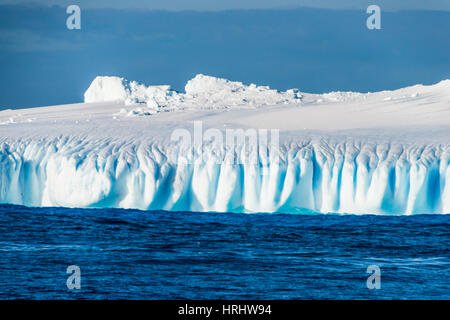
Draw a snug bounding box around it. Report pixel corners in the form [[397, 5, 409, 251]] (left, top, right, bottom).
[[2, 0, 450, 11]]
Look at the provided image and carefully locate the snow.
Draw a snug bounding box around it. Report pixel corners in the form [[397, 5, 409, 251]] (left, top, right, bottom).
[[84, 76, 174, 111], [0, 75, 449, 214], [183, 74, 302, 108], [84, 74, 302, 115]]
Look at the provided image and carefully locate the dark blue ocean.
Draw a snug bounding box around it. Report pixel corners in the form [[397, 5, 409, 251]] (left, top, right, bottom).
[[0, 204, 448, 299]]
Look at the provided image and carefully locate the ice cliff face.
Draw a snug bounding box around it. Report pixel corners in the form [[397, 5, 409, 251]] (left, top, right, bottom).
[[0, 137, 448, 214]]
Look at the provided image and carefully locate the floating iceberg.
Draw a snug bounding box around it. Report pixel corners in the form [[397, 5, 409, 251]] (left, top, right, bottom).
[[1, 75, 449, 214]]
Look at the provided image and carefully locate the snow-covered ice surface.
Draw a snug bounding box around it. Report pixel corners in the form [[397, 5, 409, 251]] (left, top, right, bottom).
[[1, 74, 449, 214]]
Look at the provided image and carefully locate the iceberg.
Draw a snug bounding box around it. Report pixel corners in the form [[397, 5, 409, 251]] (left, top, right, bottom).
[[0, 75, 449, 214], [84, 74, 302, 115]]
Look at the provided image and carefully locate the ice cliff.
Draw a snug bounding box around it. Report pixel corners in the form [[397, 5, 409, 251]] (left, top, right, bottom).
[[0, 137, 448, 214], [0, 75, 449, 214]]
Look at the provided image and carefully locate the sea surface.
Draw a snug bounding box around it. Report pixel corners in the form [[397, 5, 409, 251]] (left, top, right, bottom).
[[0, 204, 448, 299]]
